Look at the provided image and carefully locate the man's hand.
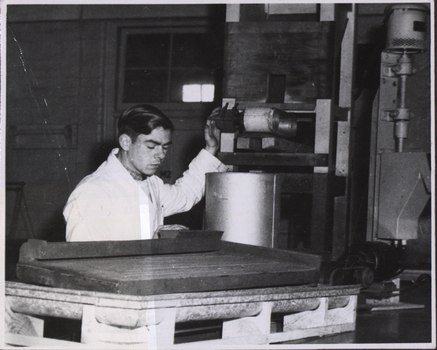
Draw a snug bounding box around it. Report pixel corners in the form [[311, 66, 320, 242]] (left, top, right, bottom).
[[153, 224, 189, 239], [204, 109, 222, 156]]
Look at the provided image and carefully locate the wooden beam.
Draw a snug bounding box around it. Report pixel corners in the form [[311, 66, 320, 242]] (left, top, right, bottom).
[[218, 153, 328, 167], [314, 99, 333, 173], [226, 4, 240, 22]]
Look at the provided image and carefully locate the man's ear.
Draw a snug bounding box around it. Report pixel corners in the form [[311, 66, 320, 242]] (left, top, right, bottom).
[[119, 134, 132, 151]]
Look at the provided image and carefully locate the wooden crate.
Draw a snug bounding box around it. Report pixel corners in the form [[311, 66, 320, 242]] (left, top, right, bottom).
[[5, 281, 360, 347]]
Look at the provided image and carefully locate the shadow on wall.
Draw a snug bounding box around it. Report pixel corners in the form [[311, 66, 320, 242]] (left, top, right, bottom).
[[165, 131, 206, 229], [39, 207, 67, 242]]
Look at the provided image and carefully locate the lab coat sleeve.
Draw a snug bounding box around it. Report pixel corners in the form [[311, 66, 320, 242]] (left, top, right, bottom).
[[159, 149, 227, 217]]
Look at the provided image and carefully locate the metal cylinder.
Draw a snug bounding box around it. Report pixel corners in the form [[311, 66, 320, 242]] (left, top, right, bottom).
[[204, 173, 279, 247], [243, 108, 272, 133], [395, 120, 408, 152], [275, 109, 298, 138], [243, 108, 298, 138], [385, 4, 429, 53]]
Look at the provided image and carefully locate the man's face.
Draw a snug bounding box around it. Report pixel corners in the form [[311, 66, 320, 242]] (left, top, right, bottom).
[[122, 127, 172, 178]]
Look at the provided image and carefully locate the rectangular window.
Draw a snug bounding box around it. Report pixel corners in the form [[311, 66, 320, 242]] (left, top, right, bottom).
[[118, 26, 222, 107], [182, 84, 215, 102]]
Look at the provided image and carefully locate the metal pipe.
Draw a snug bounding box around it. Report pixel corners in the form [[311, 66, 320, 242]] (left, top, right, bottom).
[[399, 74, 407, 109], [395, 135, 404, 153]]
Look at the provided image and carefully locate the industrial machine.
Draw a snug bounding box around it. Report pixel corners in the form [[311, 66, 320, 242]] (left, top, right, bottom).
[[205, 4, 352, 261], [209, 103, 315, 150], [331, 3, 431, 290], [206, 4, 431, 293], [367, 3, 431, 241], [211, 103, 316, 152], [368, 4, 431, 242]]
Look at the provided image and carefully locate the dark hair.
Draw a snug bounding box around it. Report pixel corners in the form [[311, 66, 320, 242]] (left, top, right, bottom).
[[118, 104, 174, 142]]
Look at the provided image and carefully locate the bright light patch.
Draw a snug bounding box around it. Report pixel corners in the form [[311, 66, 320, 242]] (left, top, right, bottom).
[[183, 85, 200, 102], [201, 84, 215, 102], [183, 84, 214, 102]]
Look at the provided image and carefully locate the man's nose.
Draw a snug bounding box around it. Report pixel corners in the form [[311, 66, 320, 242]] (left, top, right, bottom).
[[155, 147, 166, 160]]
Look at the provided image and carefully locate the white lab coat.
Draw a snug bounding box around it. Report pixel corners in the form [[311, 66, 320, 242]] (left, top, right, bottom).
[[64, 148, 227, 242]]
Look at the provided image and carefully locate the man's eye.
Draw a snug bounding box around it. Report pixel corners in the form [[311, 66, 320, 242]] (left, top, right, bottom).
[[163, 146, 169, 151], [146, 145, 155, 150]]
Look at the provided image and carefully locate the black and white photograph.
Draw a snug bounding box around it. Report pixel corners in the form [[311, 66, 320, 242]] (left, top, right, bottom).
[[1, 1, 435, 348]]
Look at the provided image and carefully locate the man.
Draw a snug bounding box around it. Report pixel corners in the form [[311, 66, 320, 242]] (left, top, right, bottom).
[[64, 104, 227, 242]]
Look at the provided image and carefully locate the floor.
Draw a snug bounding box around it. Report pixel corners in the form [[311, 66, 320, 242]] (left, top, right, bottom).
[[293, 278, 433, 345]]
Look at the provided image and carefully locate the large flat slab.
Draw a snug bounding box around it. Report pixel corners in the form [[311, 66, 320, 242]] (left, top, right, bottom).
[[16, 239, 321, 295]]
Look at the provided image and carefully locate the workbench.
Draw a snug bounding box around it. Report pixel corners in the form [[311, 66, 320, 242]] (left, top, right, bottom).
[[5, 237, 360, 347], [5, 281, 360, 347]]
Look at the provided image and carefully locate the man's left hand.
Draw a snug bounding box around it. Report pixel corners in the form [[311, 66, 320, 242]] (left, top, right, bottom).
[[204, 119, 221, 156]]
